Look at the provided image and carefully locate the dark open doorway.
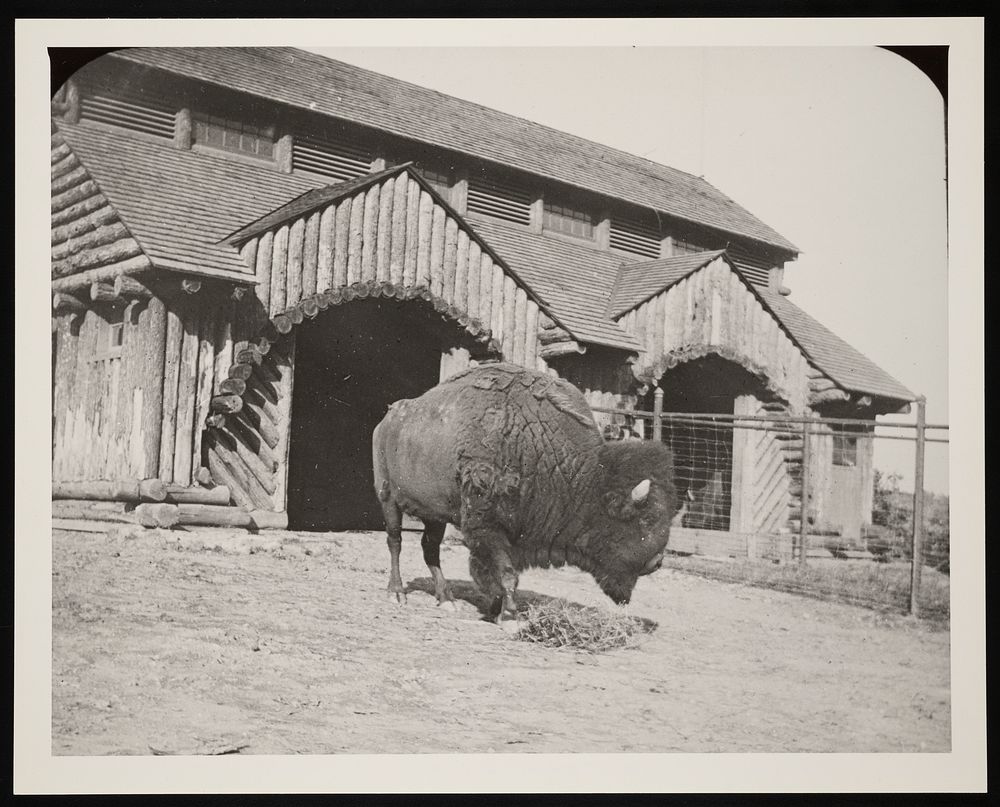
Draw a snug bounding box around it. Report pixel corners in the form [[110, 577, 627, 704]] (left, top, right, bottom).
[[287, 298, 478, 531], [644, 354, 771, 531]]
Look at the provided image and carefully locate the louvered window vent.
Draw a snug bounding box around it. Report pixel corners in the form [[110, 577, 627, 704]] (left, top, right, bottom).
[[79, 83, 176, 140], [467, 176, 532, 225], [293, 134, 373, 181], [733, 264, 771, 287], [727, 245, 773, 287], [610, 218, 661, 259]]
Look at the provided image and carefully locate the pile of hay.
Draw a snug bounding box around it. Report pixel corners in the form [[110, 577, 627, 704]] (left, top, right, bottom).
[[515, 599, 654, 653]]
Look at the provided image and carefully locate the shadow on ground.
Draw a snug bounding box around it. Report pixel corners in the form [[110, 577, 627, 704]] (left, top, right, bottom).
[[405, 575, 658, 634]]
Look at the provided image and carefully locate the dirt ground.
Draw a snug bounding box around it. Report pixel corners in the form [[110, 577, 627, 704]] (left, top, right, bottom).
[[52, 525, 951, 754]]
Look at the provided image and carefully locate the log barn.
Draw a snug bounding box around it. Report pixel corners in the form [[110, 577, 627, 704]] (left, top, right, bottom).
[[50, 47, 914, 542]]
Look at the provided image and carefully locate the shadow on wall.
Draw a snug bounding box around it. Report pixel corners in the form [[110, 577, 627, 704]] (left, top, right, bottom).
[[285, 298, 484, 532]]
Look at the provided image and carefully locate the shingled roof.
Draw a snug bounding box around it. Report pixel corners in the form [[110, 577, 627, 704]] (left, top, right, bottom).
[[55, 118, 911, 403], [609, 250, 728, 317], [108, 47, 799, 254], [757, 289, 916, 402], [56, 120, 320, 280], [465, 215, 641, 352]]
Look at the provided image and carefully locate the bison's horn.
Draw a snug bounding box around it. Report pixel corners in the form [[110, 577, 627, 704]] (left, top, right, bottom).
[[631, 478, 651, 504]]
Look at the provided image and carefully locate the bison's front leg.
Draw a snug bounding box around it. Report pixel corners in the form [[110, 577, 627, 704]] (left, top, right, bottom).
[[466, 526, 520, 633]]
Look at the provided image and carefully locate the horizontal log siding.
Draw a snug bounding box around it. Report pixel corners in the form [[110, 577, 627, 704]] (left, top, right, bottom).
[[51, 132, 153, 281], [619, 257, 810, 411]]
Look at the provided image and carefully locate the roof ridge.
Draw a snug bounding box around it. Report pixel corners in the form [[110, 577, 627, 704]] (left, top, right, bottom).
[[605, 260, 629, 320], [271, 48, 720, 191], [620, 248, 727, 270], [110, 47, 799, 253]]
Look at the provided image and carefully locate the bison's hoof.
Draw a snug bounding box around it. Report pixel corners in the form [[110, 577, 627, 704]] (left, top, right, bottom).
[[388, 590, 407, 605], [438, 599, 459, 612], [497, 617, 522, 635]]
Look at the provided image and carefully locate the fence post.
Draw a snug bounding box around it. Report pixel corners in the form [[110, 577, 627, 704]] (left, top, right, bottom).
[[799, 418, 810, 566], [910, 396, 927, 617], [652, 386, 663, 442]]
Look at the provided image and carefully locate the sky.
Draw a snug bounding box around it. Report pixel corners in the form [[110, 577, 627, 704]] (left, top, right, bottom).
[[309, 46, 950, 494]]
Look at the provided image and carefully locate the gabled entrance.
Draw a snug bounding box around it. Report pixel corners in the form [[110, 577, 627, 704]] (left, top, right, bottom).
[[286, 298, 484, 530], [643, 354, 775, 532]]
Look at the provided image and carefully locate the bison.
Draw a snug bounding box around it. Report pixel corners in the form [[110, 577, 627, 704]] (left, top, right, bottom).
[[372, 362, 678, 630]]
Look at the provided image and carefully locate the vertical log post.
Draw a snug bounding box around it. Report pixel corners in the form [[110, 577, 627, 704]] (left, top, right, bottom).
[[652, 387, 663, 443], [158, 304, 183, 481], [799, 418, 811, 566], [910, 396, 927, 617]]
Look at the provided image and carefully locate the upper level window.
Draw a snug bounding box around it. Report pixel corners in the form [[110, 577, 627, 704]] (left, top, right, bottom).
[[193, 114, 275, 160], [543, 201, 595, 240], [416, 165, 452, 199], [832, 429, 858, 467], [672, 237, 705, 255], [92, 308, 124, 361]]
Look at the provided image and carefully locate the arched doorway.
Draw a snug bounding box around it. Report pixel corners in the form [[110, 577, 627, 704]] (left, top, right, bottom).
[[286, 297, 490, 531], [643, 354, 775, 532]]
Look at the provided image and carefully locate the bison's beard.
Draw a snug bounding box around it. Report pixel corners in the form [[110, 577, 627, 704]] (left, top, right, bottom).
[[593, 570, 640, 605]]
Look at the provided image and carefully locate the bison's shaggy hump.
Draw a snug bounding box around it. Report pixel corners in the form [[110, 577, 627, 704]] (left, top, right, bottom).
[[448, 362, 597, 430]]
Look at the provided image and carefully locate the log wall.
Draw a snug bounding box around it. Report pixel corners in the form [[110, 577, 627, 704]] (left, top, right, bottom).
[[52, 287, 238, 502], [616, 256, 811, 412], [245, 172, 548, 368]]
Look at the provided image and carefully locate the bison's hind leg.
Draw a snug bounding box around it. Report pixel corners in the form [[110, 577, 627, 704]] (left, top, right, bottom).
[[421, 521, 457, 610], [380, 495, 407, 604]]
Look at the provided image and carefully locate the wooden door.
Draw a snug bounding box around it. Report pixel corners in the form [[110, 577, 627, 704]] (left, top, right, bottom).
[[828, 465, 863, 540]]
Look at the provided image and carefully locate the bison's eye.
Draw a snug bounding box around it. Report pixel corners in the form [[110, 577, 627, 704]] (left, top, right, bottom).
[[602, 491, 623, 515]]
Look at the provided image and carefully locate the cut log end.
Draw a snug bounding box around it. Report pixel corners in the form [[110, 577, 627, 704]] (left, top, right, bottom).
[[273, 314, 293, 335], [220, 378, 247, 396], [89, 282, 119, 302], [138, 478, 168, 503], [113, 274, 154, 299], [211, 394, 244, 415], [134, 503, 181, 529]]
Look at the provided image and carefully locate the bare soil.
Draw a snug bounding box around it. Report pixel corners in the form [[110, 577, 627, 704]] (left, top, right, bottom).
[[52, 526, 951, 754]]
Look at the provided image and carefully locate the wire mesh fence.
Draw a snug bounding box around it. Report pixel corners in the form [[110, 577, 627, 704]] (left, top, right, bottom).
[[593, 397, 949, 619]]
